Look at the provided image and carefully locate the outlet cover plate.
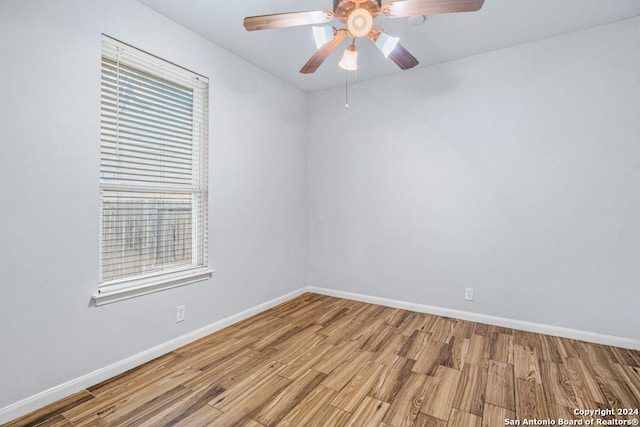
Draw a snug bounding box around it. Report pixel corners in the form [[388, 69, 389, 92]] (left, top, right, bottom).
[[465, 288, 474, 301], [176, 305, 185, 322]]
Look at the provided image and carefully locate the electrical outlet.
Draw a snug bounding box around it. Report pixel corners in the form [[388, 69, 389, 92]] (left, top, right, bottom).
[[465, 288, 474, 301], [176, 305, 185, 323]]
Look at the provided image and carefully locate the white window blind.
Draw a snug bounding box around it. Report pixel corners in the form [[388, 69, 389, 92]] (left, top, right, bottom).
[[97, 35, 210, 303]]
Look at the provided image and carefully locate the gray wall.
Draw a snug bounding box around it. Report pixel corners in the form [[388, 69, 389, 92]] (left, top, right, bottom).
[[307, 17, 640, 340], [0, 0, 307, 408]]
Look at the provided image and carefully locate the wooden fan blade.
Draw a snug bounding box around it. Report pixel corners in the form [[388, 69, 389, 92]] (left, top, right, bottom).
[[244, 10, 334, 31], [367, 26, 419, 70], [381, 0, 485, 18], [300, 29, 347, 74], [388, 43, 419, 69]]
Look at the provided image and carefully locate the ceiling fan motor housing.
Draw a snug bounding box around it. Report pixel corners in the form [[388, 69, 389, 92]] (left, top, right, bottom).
[[333, 0, 381, 19]]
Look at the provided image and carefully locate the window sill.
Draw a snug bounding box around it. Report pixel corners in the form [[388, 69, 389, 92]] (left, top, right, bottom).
[[92, 268, 214, 306]]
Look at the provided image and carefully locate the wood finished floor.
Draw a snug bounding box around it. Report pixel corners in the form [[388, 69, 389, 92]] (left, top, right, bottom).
[[7, 293, 640, 427]]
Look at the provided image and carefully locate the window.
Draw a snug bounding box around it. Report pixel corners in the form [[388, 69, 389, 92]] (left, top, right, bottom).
[[94, 36, 211, 305]]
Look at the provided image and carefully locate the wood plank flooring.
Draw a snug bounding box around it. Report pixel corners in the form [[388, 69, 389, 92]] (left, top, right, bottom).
[[6, 293, 640, 426]]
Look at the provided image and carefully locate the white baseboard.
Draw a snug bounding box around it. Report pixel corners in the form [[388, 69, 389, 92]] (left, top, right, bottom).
[[308, 286, 640, 351], [0, 287, 307, 425]]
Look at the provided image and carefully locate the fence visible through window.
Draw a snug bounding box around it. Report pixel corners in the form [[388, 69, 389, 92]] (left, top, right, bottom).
[[102, 193, 194, 281]]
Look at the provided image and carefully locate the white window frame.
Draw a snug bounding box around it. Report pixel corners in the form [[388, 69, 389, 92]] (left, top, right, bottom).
[[93, 36, 212, 306]]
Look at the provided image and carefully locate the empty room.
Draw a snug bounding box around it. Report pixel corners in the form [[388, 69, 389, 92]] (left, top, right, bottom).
[[0, 0, 639, 426]]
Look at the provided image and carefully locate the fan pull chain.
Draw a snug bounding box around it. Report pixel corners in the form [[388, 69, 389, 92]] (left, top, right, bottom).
[[345, 69, 349, 109]]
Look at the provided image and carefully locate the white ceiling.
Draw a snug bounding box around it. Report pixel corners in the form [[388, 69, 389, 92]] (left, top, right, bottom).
[[138, 0, 640, 93]]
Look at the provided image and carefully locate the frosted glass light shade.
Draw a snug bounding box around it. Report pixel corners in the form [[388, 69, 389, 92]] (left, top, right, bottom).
[[339, 45, 358, 70], [375, 33, 400, 58], [347, 9, 373, 38], [312, 26, 334, 49]]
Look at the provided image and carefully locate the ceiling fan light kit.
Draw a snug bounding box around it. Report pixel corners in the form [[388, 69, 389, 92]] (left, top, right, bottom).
[[313, 25, 336, 49], [339, 44, 359, 70], [243, 0, 485, 74], [347, 8, 374, 37], [374, 32, 400, 58]]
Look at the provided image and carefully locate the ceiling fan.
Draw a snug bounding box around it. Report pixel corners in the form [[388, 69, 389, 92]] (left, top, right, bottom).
[[243, 0, 485, 74]]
